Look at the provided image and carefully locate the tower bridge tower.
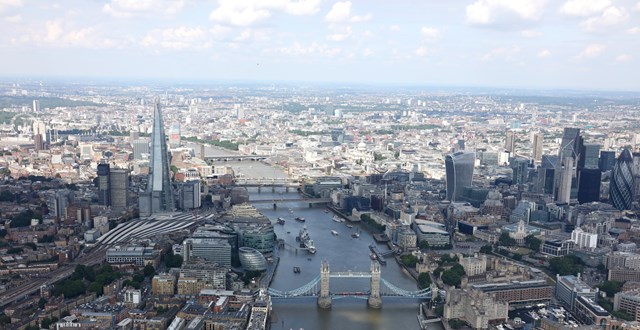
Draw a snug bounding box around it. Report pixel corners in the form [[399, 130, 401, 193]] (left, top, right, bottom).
[[367, 260, 382, 308], [318, 259, 331, 308]]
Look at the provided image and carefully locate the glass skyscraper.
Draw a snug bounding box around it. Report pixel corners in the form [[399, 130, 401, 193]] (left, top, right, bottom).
[[445, 151, 475, 202], [139, 103, 175, 216], [610, 149, 634, 211]]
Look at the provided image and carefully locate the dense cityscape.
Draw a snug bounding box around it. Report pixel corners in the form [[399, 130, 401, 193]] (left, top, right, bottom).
[[0, 81, 639, 330]]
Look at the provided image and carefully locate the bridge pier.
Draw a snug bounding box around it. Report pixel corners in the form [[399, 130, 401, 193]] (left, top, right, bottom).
[[273, 203, 277, 210], [318, 260, 332, 309], [286, 187, 289, 193], [257, 186, 261, 193], [367, 261, 382, 309], [272, 186, 275, 192]]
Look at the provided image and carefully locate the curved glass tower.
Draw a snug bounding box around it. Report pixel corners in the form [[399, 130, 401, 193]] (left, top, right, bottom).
[[139, 103, 175, 216], [239, 247, 267, 271], [610, 149, 634, 211], [445, 151, 475, 202]]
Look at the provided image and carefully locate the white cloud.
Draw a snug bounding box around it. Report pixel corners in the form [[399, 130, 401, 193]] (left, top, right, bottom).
[[537, 49, 551, 58], [328, 26, 352, 41], [420, 27, 440, 41], [63, 27, 96, 45], [636, 2, 640, 11], [521, 29, 542, 38], [466, 0, 546, 26], [414, 46, 429, 57], [267, 42, 342, 58], [210, 0, 320, 27], [390, 25, 401, 32], [45, 20, 63, 42], [580, 6, 628, 32], [482, 45, 521, 61], [103, 0, 185, 18], [616, 54, 632, 62], [362, 48, 374, 57], [0, 0, 22, 12], [142, 26, 211, 50], [575, 43, 605, 59], [4, 13, 21, 23], [325, 1, 371, 23], [627, 27, 640, 34], [559, 0, 610, 16]]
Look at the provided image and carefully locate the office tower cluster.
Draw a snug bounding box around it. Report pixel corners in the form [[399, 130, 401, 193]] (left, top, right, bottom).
[[446, 127, 638, 212]]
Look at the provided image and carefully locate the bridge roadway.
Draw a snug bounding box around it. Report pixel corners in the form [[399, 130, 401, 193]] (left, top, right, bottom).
[[204, 155, 268, 163], [0, 244, 110, 309], [249, 198, 330, 205], [329, 271, 371, 278]]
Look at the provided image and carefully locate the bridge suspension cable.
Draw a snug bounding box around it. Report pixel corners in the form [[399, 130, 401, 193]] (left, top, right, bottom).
[[268, 275, 320, 298], [380, 278, 432, 298]]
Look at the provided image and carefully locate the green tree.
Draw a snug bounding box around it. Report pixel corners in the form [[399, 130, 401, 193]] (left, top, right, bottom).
[[450, 264, 466, 276], [419, 240, 430, 250], [38, 297, 47, 309], [480, 245, 492, 254], [0, 190, 14, 202], [449, 319, 467, 329], [498, 232, 516, 246], [598, 281, 623, 298], [418, 272, 432, 289], [40, 318, 52, 329], [524, 235, 541, 251], [88, 282, 103, 296], [401, 255, 419, 268], [7, 247, 23, 254], [0, 314, 10, 325], [433, 267, 444, 278], [438, 254, 459, 266], [164, 250, 183, 268], [143, 264, 156, 278], [441, 269, 462, 287], [435, 305, 444, 317], [133, 273, 145, 283], [597, 263, 607, 272], [394, 151, 400, 159], [549, 255, 584, 276]]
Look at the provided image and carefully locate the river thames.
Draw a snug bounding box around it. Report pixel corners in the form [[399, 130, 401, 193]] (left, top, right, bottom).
[[196, 144, 429, 329]]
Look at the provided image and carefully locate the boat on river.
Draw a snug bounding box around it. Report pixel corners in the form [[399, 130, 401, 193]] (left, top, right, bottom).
[[297, 226, 316, 254], [332, 215, 344, 223], [295, 217, 306, 222], [331, 230, 339, 236], [277, 217, 285, 225]]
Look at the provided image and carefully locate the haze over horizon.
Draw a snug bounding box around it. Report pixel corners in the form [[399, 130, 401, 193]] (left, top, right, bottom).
[[1, 0, 640, 91]]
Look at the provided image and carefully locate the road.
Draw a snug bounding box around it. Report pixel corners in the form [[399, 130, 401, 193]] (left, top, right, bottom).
[[0, 244, 110, 309]]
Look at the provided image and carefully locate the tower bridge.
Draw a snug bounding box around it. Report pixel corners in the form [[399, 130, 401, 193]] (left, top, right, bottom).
[[267, 260, 434, 309]]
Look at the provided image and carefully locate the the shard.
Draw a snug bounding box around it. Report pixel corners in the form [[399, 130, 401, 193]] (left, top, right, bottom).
[[139, 103, 174, 216]]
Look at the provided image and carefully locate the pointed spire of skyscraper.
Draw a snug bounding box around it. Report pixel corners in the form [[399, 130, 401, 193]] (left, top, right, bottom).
[[139, 102, 174, 216]]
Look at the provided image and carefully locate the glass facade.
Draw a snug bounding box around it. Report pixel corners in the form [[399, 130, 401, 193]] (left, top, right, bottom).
[[238, 247, 267, 271], [445, 151, 475, 202], [610, 149, 634, 211]]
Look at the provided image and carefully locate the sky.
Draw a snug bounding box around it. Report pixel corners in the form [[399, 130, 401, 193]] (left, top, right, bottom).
[[1, 0, 640, 90]]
